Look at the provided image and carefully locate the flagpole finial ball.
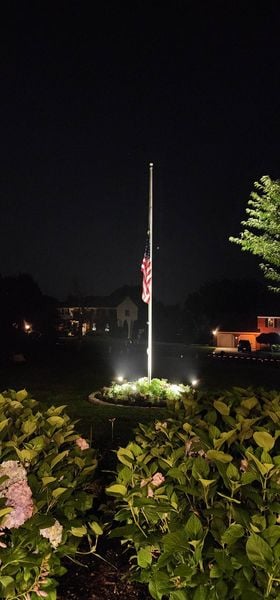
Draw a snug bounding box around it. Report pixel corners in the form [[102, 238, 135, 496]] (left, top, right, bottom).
[[149, 162, 153, 167]]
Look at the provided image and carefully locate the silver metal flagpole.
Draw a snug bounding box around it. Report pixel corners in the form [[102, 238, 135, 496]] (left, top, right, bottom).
[[148, 162, 153, 383]]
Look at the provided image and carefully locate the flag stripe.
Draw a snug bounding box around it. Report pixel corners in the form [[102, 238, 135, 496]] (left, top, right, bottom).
[[141, 236, 152, 303]]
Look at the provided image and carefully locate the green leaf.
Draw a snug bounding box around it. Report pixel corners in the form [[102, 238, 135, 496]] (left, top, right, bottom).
[[51, 405, 68, 414], [89, 521, 103, 535], [47, 415, 65, 427], [163, 530, 189, 553], [241, 397, 258, 410], [30, 514, 55, 528], [221, 524, 244, 546], [127, 442, 143, 456], [167, 467, 186, 485], [214, 400, 230, 415], [207, 450, 233, 463], [246, 451, 274, 476], [0, 507, 12, 518], [246, 533, 273, 569], [0, 576, 15, 594], [192, 456, 210, 479], [117, 447, 135, 467], [226, 463, 240, 481], [253, 431, 275, 451], [15, 448, 38, 462], [42, 476, 57, 485], [199, 478, 216, 488], [70, 525, 87, 537], [0, 418, 10, 432], [30, 435, 46, 450], [137, 547, 153, 568], [214, 429, 237, 450], [21, 418, 38, 435], [51, 450, 69, 469], [194, 586, 208, 600], [262, 525, 280, 548], [149, 571, 171, 600], [52, 487, 67, 498], [217, 492, 241, 504], [15, 389, 28, 401], [170, 592, 190, 600], [106, 483, 127, 496], [185, 513, 203, 540]]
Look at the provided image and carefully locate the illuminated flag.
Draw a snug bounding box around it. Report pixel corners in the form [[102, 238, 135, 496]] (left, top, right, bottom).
[[141, 235, 152, 303]]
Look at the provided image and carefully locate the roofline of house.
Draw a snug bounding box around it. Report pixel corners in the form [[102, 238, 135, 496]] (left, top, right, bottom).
[[58, 305, 116, 310], [217, 330, 260, 334], [257, 315, 280, 318]]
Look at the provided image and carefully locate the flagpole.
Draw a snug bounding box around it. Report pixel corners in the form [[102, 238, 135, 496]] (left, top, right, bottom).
[[148, 162, 153, 383]]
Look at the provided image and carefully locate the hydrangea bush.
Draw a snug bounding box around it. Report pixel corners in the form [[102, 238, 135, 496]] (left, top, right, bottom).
[[0, 389, 102, 599], [107, 387, 280, 599]]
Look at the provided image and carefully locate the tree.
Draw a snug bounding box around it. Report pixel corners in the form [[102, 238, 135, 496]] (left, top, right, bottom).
[[256, 332, 280, 351], [182, 278, 279, 343], [229, 175, 280, 292]]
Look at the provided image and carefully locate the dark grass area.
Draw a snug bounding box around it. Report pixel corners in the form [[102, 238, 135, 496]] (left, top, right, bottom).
[[0, 339, 170, 448], [0, 338, 279, 449]]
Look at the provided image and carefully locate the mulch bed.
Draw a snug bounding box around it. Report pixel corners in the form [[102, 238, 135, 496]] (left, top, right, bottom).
[[57, 539, 151, 600]]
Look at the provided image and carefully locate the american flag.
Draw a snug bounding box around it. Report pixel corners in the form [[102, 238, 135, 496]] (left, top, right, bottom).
[[141, 235, 152, 303]]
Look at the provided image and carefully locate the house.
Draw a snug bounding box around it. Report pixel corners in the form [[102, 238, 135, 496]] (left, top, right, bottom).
[[215, 315, 280, 351], [57, 295, 138, 338]]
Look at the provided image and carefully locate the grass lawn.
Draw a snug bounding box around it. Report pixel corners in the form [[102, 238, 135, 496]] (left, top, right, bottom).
[[0, 340, 169, 449], [0, 338, 279, 449]]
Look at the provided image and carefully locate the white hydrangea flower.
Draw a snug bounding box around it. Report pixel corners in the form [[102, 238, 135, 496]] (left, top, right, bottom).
[[40, 520, 63, 549]]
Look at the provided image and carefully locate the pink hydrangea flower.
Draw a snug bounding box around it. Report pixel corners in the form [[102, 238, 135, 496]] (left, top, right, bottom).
[[0, 461, 27, 490], [151, 472, 165, 487], [2, 480, 33, 529], [140, 478, 150, 488], [75, 437, 90, 450]]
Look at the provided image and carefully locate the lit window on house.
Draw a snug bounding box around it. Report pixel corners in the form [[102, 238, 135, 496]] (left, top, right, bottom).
[[265, 318, 275, 327]]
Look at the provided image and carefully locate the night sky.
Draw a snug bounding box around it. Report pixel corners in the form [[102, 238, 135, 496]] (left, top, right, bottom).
[[1, 1, 280, 305]]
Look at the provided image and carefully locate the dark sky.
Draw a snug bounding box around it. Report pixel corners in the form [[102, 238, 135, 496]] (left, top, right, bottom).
[[1, 1, 280, 304]]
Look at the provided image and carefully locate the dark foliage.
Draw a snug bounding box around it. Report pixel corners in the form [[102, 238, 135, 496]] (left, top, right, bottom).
[[183, 278, 279, 343]]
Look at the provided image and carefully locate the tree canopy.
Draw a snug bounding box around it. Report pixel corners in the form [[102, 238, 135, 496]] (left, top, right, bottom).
[[230, 175, 280, 292]]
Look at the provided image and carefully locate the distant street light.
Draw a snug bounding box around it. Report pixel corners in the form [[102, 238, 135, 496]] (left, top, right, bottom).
[[24, 321, 32, 333], [212, 328, 218, 346]]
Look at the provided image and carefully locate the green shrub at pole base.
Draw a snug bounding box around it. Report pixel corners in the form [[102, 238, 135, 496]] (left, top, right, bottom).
[[107, 386, 280, 599], [92, 378, 192, 407], [0, 389, 102, 600]]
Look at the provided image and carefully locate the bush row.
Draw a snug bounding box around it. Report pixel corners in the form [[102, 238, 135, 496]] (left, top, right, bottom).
[[108, 386, 280, 600], [1, 386, 280, 599]]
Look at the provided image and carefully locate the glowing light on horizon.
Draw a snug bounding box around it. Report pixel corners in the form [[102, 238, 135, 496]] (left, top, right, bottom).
[[191, 379, 199, 387], [24, 321, 32, 333]]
